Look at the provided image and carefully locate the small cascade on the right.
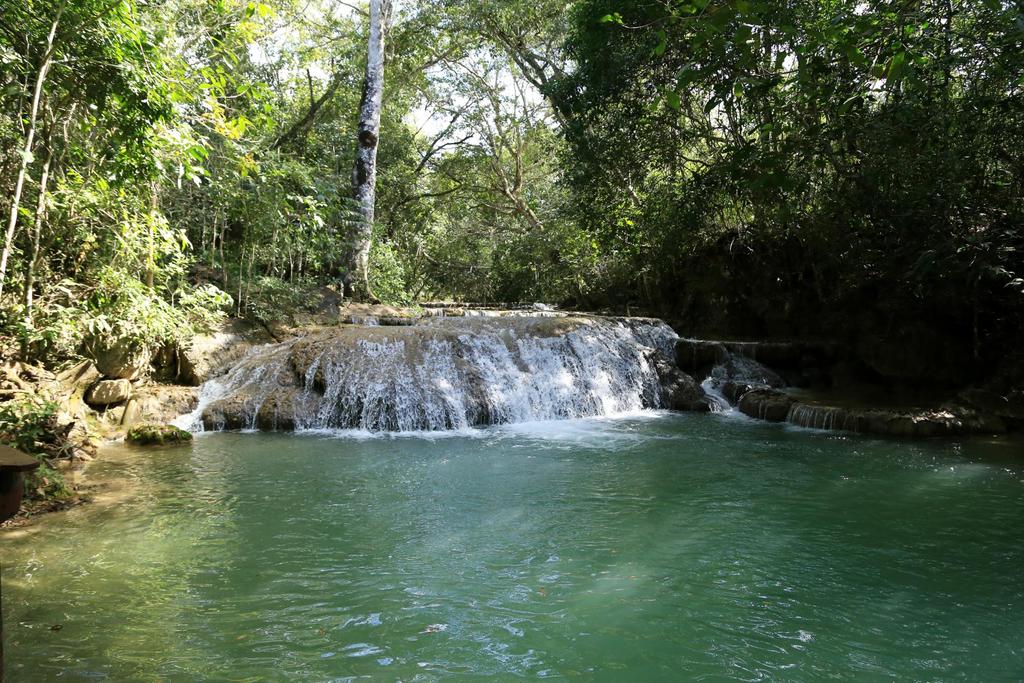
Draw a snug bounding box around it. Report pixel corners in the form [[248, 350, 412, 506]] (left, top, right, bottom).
[[785, 403, 862, 432], [699, 347, 786, 415], [700, 377, 732, 413], [677, 336, 1003, 437]]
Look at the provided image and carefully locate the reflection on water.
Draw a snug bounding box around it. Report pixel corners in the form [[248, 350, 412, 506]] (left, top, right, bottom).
[[3, 414, 1023, 681]]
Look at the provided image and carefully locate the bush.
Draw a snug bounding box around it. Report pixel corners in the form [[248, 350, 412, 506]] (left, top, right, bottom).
[[0, 394, 59, 455], [0, 395, 73, 501], [8, 269, 233, 366], [244, 276, 318, 324], [369, 242, 410, 305]]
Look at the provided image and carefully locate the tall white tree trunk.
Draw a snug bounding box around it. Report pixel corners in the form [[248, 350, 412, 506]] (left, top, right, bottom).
[[23, 131, 55, 332], [0, 7, 64, 299], [346, 0, 390, 299]]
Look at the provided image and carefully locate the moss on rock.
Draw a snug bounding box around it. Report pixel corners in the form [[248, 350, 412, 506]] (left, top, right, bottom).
[[126, 424, 193, 446]]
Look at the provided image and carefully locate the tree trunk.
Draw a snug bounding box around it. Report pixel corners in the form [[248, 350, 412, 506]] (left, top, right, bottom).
[[146, 181, 158, 289], [271, 68, 347, 152], [346, 0, 390, 299], [0, 6, 64, 299], [22, 132, 55, 349]]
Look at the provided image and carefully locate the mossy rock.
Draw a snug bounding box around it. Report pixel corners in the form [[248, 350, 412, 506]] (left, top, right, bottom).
[[126, 424, 193, 446]]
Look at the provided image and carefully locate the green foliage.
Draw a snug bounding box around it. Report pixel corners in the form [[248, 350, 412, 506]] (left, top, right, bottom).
[[558, 0, 1024, 360], [243, 276, 320, 325], [0, 395, 72, 501], [369, 242, 411, 305], [0, 395, 59, 455], [13, 269, 231, 363], [25, 463, 74, 502], [2, 0, 1021, 386], [82, 269, 231, 347], [0, 0, 237, 362]]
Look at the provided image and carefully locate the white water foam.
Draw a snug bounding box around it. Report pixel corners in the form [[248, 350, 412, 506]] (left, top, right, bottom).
[[194, 317, 681, 433]]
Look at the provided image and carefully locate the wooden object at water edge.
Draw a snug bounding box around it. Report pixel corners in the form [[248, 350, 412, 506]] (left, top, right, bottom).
[[0, 445, 40, 523]]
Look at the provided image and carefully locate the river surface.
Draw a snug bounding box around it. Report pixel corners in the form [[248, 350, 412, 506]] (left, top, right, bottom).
[[3, 413, 1023, 681]]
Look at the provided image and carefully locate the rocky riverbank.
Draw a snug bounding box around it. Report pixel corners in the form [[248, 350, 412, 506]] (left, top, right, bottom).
[[679, 337, 1024, 437], [0, 316, 278, 522], [4, 304, 1020, 525]]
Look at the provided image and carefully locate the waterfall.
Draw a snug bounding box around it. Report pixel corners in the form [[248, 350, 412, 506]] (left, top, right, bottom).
[[700, 378, 732, 413], [192, 316, 680, 433], [699, 348, 786, 411], [786, 403, 862, 432]]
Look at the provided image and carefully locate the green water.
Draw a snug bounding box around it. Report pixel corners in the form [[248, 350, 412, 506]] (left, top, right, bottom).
[[3, 414, 1023, 681]]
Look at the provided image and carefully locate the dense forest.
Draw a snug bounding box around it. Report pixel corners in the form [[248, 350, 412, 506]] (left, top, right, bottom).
[[1, 0, 1021, 385], [4, 2, 1024, 674]]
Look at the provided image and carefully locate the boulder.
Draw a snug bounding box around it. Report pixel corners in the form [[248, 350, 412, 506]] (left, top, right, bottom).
[[711, 354, 785, 389], [85, 379, 132, 406], [719, 381, 763, 404], [56, 360, 101, 394], [120, 399, 141, 428], [201, 387, 303, 432], [121, 386, 200, 428], [103, 405, 127, 427], [54, 411, 98, 460], [703, 352, 786, 406], [738, 389, 797, 422], [87, 339, 152, 380], [178, 319, 267, 386], [253, 388, 301, 431], [126, 424, 193, 446], [201, 393, 261, 431], [655, 360, 709, 412]]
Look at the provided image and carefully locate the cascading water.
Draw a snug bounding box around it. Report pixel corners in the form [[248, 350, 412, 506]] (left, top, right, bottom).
[[700, 378, 732, 413], [785, 403, 874, 433], [189, 316, 680, 433], [699, 348, 786, 413]]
